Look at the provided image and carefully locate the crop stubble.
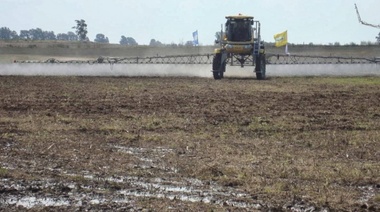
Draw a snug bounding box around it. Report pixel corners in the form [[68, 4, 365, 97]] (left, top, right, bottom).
[[0, 76, 379, 211]]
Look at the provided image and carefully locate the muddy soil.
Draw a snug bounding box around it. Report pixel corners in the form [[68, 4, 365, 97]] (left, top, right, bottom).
[[0, 76, 379, 211]]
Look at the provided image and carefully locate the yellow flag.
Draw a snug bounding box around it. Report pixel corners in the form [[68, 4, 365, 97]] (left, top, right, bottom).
[[274, 30, 288, 47]]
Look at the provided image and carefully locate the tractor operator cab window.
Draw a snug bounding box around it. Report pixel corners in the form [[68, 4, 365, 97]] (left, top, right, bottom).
[[226, 19, 252, 42]]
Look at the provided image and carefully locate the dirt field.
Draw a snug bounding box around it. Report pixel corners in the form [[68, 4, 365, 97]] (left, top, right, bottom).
[[0, 76, 379, 211]]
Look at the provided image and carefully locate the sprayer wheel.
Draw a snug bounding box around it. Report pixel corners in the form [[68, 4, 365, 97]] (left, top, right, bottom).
[[255, 54, 266, 80], [212, 54, 223, 80], [213, 71, 222, 80]]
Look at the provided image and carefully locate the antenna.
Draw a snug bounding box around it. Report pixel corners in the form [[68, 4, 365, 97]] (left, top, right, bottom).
[[354, 3, 380, 29]]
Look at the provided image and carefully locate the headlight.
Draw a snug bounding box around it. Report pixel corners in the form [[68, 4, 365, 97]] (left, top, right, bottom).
[[244, 45, 252, 49]]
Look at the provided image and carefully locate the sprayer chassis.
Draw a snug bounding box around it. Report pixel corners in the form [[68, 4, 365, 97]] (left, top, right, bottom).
[[212, 18, 266, 80]]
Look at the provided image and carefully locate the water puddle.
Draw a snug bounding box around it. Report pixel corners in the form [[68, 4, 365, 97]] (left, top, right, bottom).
[[359, 185, 380, 203], [1, 172, 262, 209], [1, 144, 263, 209], [3, 196, 70, 209], [112, 145, 179, 173]]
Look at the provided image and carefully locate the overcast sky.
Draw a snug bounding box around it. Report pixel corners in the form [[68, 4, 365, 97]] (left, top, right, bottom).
[[1, 0, 379, 45]]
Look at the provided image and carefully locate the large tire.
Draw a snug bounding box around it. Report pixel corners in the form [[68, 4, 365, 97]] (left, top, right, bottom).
[[255, 53, 266, 80], [213, 71, 222, 80], [212, 53, 223, 80]]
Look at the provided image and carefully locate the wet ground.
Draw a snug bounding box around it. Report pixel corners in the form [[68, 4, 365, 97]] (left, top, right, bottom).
[[0, 76, 379, 211]]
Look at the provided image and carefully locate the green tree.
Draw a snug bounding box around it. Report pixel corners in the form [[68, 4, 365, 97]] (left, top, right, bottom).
[[57, 33, 69, 40], [58, 32, 78, 41], [67, 31, 78, 41], [43, 31, 56, 40], [376, 32, 380, 44], [149, 39, 163, 46], [120, 36, 127, 45], [73, 19, 88, 41], [0, 27, 18, 39], [0, 27, 11, 39], [94, 33, 109, 43], [120, 36, 137, 45], [10, 30, 18, 40], [29, 28, 44, 40], [19, 30, 30, 39]]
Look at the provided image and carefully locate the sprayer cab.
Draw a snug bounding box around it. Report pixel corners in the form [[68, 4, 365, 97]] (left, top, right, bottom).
[[220, 15, 259, 55], [225, 15, 254, 43]]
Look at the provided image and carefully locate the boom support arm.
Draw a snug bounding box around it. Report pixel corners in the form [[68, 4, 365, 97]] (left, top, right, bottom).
[[355, 3, 380, 29]]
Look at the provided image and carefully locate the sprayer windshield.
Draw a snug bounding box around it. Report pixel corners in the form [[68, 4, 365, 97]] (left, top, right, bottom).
[[225, 19, 252, 42]]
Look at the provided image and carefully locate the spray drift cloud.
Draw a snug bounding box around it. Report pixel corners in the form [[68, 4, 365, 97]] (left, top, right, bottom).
[[0, 64, 379, 77]]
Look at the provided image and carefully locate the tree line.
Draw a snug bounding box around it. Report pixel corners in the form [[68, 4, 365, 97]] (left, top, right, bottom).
[[0, 26, 134, 45], [0, 19, 196, 46], [2, 18, 379, 46]]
